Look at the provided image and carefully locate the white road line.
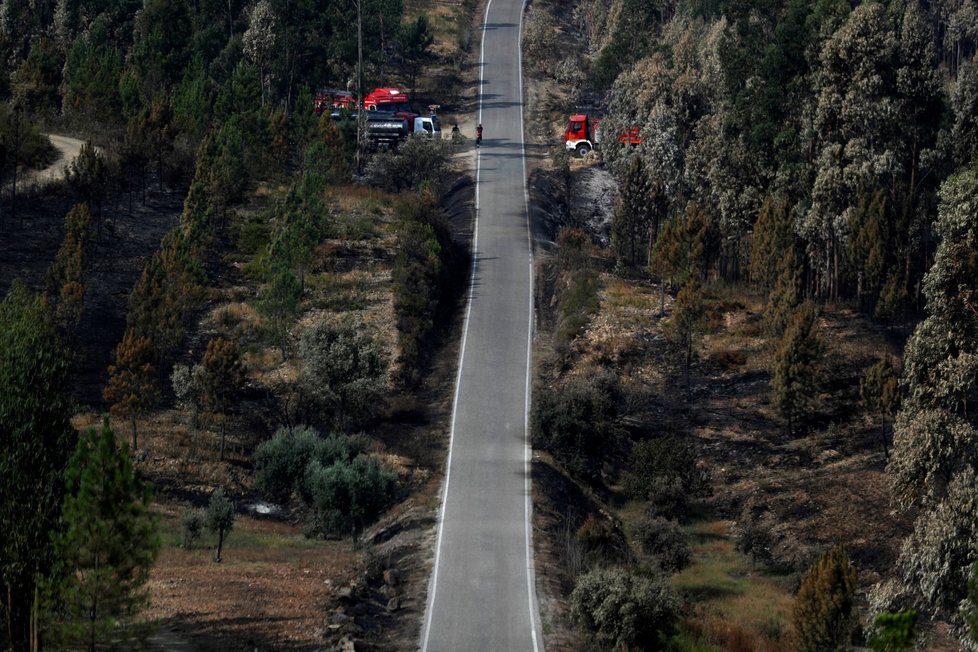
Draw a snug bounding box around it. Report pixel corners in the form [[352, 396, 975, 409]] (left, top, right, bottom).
[[419, 1, 492, 649], [517, 1, 543, 650]]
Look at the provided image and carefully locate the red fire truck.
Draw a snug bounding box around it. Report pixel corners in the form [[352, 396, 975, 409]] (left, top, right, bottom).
[[565, 114, 641, 157]]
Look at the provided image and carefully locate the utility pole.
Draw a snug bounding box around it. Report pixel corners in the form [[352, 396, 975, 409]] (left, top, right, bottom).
[[355, 0, 365, 175]]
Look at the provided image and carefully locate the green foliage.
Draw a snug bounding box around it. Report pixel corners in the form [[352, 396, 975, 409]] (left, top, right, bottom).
[[46, 203, 93, 333], [298, 317, 388, 430], [254, 426, 367, 502], [751, 196, 794, 290], [771, 301, 821, 435], [181, 508, 205, 549], [623, 437, 711, 519], [634, 515, 692, 573], [104, 329, 157, 450], [531, 372, 621, 481], [303, 454, 398, 538], [576, 515, 629, 569], [364, 137, 453, 194], [669, 278, 705, 399], [764, 247, 802, 339], [201, 337, 246, 460], [869, 610, 916, 651], [206, 488, 235, 562], [612, 154, 655, 270], [259, 268, 302, 352], [43, 419, 159, 649], [0, 280, 76, 650], [64, 142, 108, 214], [61, 21, 124, 123], [792, 546, 857, 652], [392, 194, 465, 383], [570, 567, 682, 649], [11, 37, 63, 113]]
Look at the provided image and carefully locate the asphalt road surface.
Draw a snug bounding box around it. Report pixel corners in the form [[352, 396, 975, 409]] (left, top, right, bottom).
[[420, 0, 543, 650]]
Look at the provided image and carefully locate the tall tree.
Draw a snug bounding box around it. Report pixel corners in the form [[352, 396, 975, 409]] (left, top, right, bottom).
[[206, 488, 235, 562], [884, 165, 978, 629], [43, 419, 159, 651], [772, 301, 822, 436], [0, 281, 76, 652], [793, 546, 858, 652], [611, 154, 654, 270], [103, 330, 156, 450], [202, 337, 246, 461]]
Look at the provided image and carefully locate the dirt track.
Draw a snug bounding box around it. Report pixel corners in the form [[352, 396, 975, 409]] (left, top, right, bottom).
[[35, 134, 87, 184]]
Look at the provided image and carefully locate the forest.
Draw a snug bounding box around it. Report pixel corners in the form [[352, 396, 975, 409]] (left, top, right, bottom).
[[0, 0, 476, 649], [520, 0, 978, 648]]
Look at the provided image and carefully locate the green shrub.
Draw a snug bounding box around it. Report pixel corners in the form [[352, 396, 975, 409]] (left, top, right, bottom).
[[576, 515, 629, 569], [634, 515, 692, 573], [180, 508, 205, 549], [792, 546, 857, 652], [623, 437, 711, 519], [570, 567, 681, 649], [303, 454, 397, 537], [531, 372, 621, 481], [364, 136, 453, 194], [869, 610, 916, 651], [298, 317, 389, 429], [254, 426, 366, 502]]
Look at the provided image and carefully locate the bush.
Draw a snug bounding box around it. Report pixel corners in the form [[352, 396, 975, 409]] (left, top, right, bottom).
[[623, 437, 711, 519], [576, 515, 629, 569], [298, 317, 388, 429], [181, 508, 205, 549], [570, 567, 681, 649], [634, 515, 692, 573], [364, 136, 453, 194], [531, 372, 621, 481], [254, 426, 367, 502], [734, 519, 775, 568], [792, 546, 857, 652], [303, 454, 397, 537]]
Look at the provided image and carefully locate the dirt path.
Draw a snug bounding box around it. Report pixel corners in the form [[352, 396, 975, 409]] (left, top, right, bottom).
[[34, 134, 87, 184]]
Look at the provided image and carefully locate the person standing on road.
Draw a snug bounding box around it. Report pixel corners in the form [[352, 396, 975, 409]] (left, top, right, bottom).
[[476, 124, 483, 147]]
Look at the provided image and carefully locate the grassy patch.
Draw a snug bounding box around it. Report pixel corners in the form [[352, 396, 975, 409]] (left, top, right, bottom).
[[673, 520, 794, 651]]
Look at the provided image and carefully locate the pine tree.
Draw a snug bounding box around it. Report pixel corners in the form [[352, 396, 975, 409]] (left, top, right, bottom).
[[46, 203, 93, 334], [750, 195, 794, 290], [43, 419, 159, 650], [104, 330, 157, 450], [206, 488, 235, 563], [764, 246, 802, 339], [792, 546, 858, 652], [860, 357, 900, 458], [64, 142, 107, 240], [669, 277, 704, 400], [0, 281, 76, 651], [611, 154, 654, 270], [202, 338, 246, 461], [772, 301, 821, 436]]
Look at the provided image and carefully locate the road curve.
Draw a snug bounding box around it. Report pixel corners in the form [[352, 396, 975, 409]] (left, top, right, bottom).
[[420, 1, 542, 650]]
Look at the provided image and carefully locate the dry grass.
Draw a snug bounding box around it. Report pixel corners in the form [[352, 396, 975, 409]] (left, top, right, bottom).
[[674, 520, 794, 652]]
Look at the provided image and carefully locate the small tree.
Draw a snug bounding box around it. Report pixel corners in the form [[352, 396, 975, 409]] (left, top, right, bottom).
[[202, 337, 246, 461], [64, 142, 107, 240], [171, 363, 206, 446], [870, 610, 916, 651], [623, 437, 711, 519], [634, 515, 692, 572], [180, 508, 205, 549], [668, 277, 705, 400], [104, 330, 157, 450], [792, 545, 857, 652], [303, 455, 397, 541], [258, 268, 302, 355], [570, 567, 681, 649], [206, 488, 235, 562], [43, 419, 160, 649], [860, 357, 900, 458], [772, 301, 821, 436], [299, 317, 388, 430]]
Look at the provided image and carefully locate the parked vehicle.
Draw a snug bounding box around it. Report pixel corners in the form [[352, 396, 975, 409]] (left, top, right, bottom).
[[314, 88, 355, 114], [330, 109, 441, 148], [565, 114, 641, 157]]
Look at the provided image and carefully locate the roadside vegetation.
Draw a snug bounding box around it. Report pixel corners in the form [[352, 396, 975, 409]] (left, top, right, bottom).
[[524, 0, 977, 649], [0, 0, 482, 649]]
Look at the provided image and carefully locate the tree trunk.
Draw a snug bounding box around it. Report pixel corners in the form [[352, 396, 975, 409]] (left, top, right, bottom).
[[214, 529, 224, 562], [219, 412, 226, 461], [131, 414, 138, 451], [685, 337, 692, 401]]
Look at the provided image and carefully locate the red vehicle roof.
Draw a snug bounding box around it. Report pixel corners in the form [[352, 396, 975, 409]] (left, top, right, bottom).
[[569, 114, 588, 122]]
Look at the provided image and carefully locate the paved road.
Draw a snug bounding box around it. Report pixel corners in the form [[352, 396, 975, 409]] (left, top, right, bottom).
[[420, 0, 542, 650]]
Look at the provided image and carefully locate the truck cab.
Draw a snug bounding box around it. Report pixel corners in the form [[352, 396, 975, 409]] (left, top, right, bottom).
[[565, 114, 596, 157], [364, 87, 413, 114]]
